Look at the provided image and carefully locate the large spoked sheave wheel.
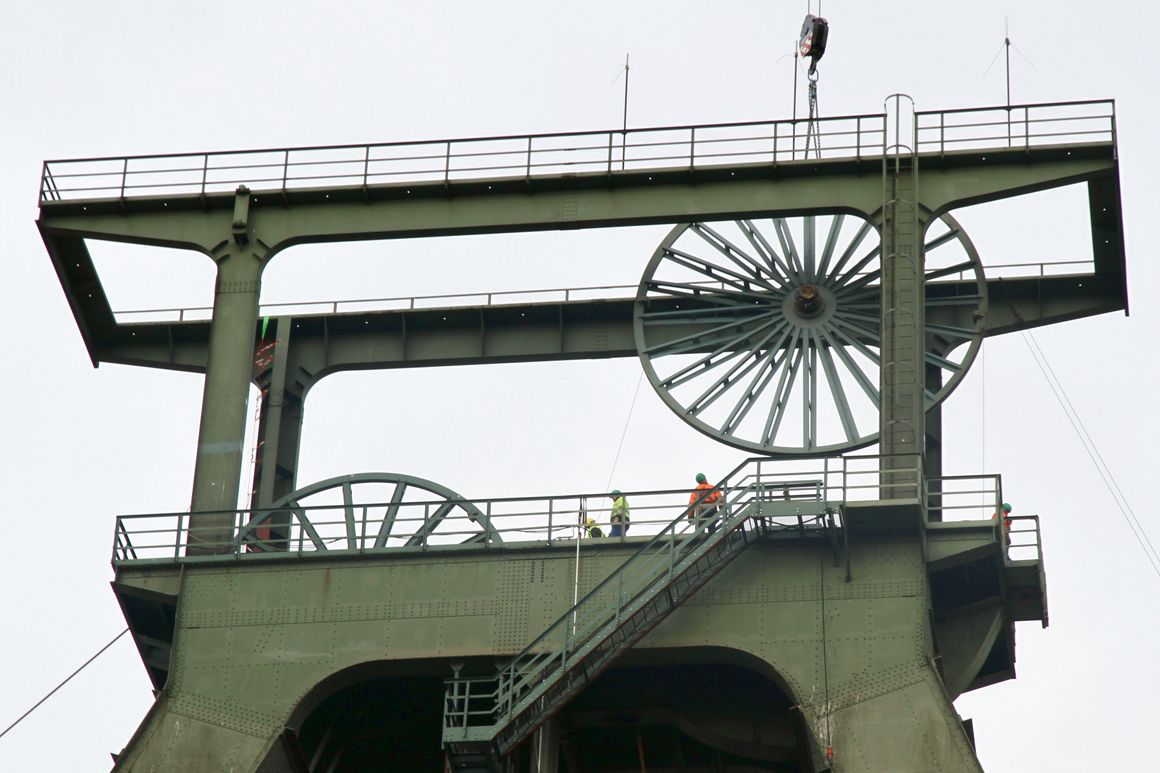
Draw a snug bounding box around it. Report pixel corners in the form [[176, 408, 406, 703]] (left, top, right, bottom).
[[634, 214, 986, 455], [240, 472, 500, 551]]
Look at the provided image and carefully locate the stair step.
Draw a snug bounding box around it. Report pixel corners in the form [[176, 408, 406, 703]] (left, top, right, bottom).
[[443, 483, 840, 763]]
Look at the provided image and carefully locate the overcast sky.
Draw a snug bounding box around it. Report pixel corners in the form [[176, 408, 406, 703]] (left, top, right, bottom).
[[1, 2, 1157, 771]]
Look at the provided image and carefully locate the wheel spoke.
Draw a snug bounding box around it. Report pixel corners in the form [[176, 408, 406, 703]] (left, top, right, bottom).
[[925, 260, 977, 282], [646, 277, 775, 306], [925, 294, 982, 308], [925, 350, 962, 373], [817, 329, 859, 441], [802, 330, 818, 448], [291, 500, 327, 550], [825, 219, 874, 281], [374, 482, 408, 548], [643, 308, 779, 357], [686, 322, 793, 417], [664, 246, 784, 294], [803, 216, 817, 277], [640, 305, 765, 323], [832, 308, 882, 331], [841, 267, 883, 294], [820, 322, 881, 407], [926, 322, 978, 340], [719, 333, 792, 435], [761, 330, 804, 445], [406, 501, 455, 547], [342, 481, 357, 549], [827, 316, 883, 364], [738, 219, 795, 282], [690, 223, 784, 288], [924, 226, 961, 253], [832, 244, 883, 289], [772, 218, 806, 282], [657, 316, 786, 389], [816, 214, 846, 279]]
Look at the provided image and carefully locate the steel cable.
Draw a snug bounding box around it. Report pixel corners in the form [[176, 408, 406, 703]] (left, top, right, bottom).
[[0, 628, 130, 742], [1020, 330, 1160, 579]]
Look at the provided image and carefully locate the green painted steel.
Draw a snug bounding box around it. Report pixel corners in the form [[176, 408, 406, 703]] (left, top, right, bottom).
[[113, 510, 1017, 772], [879, 109, 927, 475], [37, 101, 1111, 770]]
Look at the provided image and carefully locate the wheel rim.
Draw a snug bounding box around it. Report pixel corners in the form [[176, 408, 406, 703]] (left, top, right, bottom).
[[633, 213, 986, 455]]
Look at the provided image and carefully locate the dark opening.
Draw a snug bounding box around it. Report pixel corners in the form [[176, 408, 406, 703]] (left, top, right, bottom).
[[296, 674, 444, 771]]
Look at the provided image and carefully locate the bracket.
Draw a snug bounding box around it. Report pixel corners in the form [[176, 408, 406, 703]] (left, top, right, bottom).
[[232, 185, 251, 245]]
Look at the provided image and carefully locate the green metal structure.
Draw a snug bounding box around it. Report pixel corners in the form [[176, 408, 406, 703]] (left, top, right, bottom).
[[39, 97, 1125, 771]]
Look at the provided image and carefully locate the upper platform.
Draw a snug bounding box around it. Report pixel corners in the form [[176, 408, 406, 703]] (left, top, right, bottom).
[[39, 99, 1126, 374], [111, 454, 1047, 698]]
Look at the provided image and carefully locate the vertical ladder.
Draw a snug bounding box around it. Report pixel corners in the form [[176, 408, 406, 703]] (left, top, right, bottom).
[[443, 479, 838, 767], [880, 96, 925, 490]]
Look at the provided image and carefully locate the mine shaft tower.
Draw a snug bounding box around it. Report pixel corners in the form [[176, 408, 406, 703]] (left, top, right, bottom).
[[39, 97, 1125, 771]]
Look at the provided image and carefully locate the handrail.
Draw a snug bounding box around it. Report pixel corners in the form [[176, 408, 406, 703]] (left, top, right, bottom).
[[110, 454, 929, 563], [108, 257, 1095, 325], [39, 100, 1114, 206], [444, 460, 839, 751], [914, 97, 1114, 117], [41, 112, 886, 204], [1004, 514, 1043, 564], [915, 100, 1115, 156]]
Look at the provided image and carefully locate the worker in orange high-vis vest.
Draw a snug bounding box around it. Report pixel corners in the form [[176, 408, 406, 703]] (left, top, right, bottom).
[[992, 502, 1013, 545], [688, 473, 723, 534]]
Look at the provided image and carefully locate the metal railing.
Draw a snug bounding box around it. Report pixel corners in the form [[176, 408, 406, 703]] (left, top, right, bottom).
[[40, 100, 1113, 205], [40, 113, 886, 204], [113, 281, 644, 323], [916, 99, 1115, 156], [1004, 514, 1043, 564], [443, 456, 840, 750], [108, 255, 1094, 325], [925, 475, 1042, 563], [926, 473, 1005, 521], [111, 454, 927, 564]]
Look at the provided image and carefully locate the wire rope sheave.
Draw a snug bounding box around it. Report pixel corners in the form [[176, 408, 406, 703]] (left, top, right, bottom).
[[240, 472, 500, 552], [633, 213, 987, 455]]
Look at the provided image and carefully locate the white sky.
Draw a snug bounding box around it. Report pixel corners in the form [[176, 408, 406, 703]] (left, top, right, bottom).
[[1, 2, 1157, 770]]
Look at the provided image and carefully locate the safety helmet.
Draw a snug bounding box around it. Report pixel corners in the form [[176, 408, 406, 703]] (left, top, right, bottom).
[[1002, 502, 1012, 513], [611, 489, 621, 497], [696, 472, 707, 483], [586, 518, 597, 526]]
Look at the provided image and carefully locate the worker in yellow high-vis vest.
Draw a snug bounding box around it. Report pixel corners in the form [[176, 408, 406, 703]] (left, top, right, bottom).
[[608, 490, 630, 537]]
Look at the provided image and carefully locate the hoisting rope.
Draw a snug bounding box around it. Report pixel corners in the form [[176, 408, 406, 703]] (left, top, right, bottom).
[[603, 371, 645, 492], [997, 278, 1160, 580], [1019, 328, 1160, 580], [0, 628, 130, 742], [804, 71, 822, 159]]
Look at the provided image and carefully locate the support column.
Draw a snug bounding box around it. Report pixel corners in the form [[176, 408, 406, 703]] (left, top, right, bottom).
[[879, 97, 926, 493], [188, 187, 266, 554], [925, 365, 944, 521], [529, 718, 559, 773], [249, 317, 307, 548]]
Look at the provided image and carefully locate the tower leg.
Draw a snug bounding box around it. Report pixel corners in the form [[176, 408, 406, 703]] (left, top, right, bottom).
[[188, 231, 265, 554], [819, 667, 979, 772], [249, 316, 306, 547]]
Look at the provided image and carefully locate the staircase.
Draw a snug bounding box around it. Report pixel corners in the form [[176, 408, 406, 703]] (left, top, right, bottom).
[[442, 474, 837, 769]]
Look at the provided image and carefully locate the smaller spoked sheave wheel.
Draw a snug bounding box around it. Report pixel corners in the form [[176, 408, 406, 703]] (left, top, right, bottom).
[[633, 214, 986, 455], [241, 472, 499, 551]]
